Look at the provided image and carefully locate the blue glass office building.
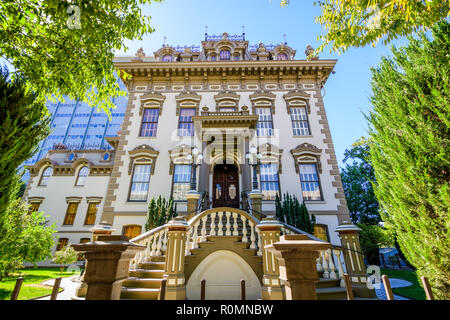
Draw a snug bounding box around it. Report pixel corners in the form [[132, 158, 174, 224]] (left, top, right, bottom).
[[23, 81, 128, 177]]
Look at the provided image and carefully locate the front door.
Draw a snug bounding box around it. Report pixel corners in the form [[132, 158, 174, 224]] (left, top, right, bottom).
[[213, 164, 239, 208]]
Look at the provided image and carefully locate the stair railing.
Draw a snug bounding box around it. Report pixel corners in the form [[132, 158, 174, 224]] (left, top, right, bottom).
[[186, 207, 261, 253], [129, 225, 168, 269]]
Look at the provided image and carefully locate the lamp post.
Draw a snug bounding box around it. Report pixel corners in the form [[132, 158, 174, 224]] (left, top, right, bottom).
[[187, 147, 203, 192], [246, 146, 262, 191]]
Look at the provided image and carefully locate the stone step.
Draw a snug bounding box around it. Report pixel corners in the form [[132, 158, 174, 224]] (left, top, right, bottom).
[[129, 269, 165, 278], [120, 287, 160, 300], [138, 261, 165, 270], [316, 287, 348, 300], [123, 277, 163, 289], [316, 278, 342, 289]]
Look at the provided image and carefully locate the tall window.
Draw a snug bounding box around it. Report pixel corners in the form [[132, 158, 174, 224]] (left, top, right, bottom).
[[63, 202, 79, 225], [84, 202, 98, 225], [178, 108, 196, 136], [172, 164, 192, 200], [123, 225, 142, 239], [75, 166, 89, 186], [260, 164, 280, 200], [277, 53, 288, 60], [255, 107, 274, 136], [299, 163, 322, 201], [162, 54, 173, 62], [210, 55, 217, 61], [314, 224, 329, 241], [77, 238, 90, 260], [39, 166, 53, 186], [28, 202, 40, 215], [220, 50, 230, 61], [290, 106, 310, 136], [129, 164, 152, 201], [140, 108, 159, 137], [56, 238, 69, 251]]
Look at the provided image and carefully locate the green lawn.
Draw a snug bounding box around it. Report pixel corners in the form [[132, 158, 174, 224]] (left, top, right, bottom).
[[0, 267, 80, 300], [381, 268, 426, 300]]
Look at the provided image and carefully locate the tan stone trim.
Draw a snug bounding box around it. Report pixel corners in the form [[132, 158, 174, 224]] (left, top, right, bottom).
[[27, 196, 45, 203], [175, 91, 201, 116], [86, 196, 103, 203], [139, 92, 166, 116], [249, 91, 276, 114], [113, 211, 148, 216], [66, 196, 82, 203], [283, 90, 311, 114], [313, 89, 351, 223], [258, 143, 283, 174]]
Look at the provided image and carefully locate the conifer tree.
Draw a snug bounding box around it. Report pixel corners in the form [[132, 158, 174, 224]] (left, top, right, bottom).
[[368, 21, 449, 299]]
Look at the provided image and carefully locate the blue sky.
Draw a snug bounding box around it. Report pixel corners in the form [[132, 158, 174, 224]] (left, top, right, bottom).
[[116, 0, 407, 168]]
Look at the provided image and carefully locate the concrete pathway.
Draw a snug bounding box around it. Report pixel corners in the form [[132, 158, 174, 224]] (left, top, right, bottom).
[[36, 276, 81, 300], [375, 278, 412, 300]]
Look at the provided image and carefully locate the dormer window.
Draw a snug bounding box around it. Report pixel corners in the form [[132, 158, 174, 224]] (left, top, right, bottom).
[[162, 54, 173, 62], [277, 53, 288, 60], [220, 50, 230, 61]]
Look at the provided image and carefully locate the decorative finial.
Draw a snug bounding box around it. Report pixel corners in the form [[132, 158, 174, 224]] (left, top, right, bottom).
[[163, 36, 166, 47], [242, 25, 246, 40], [205, 25, 208, 40], [283, 34, 287, 45], [135, 47, 145, 58], [305, 44, 319, 60]]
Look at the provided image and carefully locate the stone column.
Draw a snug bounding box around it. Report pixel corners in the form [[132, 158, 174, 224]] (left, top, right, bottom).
[[265, 234, 331, 300], [163, 217, 189, 300], [256, 218, 284, 300], [73, 235, 145, 300], [186, 191, 201, 218], [249, 191, 264, 219], [335, 223, 376, 298], [75, 222, 116, 298]]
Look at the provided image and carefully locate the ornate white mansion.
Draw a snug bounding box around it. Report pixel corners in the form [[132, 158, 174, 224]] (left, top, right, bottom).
[[24, 33, 375, 300]]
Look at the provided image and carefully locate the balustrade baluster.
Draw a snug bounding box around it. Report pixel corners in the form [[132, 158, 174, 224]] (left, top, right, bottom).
[[316, 255, 323, 272], [217, 212, 224, 236], [144, 240, 151, 262], [322, 250, 330, 278], [161, 229, 168, 252], [249, 221, 256, 249], [225, 212, 231, 236], [185, 228, 192, 255], [150, 235, 157, 256], [191, 221, 199, 249], [328, 249, 337, 279], [210, 212, 216, 236], [241, 216, 248, 243], [155, 232, 162, 256], [232, 212, 239, 236], [256, 229, 262, 256], [334, 249, 345, 287], [200, 216, 207, 242]]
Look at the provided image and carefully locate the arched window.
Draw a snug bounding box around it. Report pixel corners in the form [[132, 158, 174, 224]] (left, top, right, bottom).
[[277, 53, 288, 60], [162, 54, 173, 62], [39, 166, 53, 186], [75, 166, 89, 186], [210, 55, 217, 61], [220, 50, 231, 61]]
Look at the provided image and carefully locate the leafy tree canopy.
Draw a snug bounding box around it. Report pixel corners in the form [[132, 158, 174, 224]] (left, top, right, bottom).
[[280, 0, 449, 55], [341, 137, 381, 224], [0, 198, 57, 280], [0, 0, 160, 115], [368, 20, 449, 299]]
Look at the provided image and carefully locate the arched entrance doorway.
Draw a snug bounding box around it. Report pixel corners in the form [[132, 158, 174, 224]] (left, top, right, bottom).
[[186, 250, 262, 300], [213, 164, 239, 208]]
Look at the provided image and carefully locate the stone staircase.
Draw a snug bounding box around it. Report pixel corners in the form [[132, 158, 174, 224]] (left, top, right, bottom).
[[120, 232, 349, 300]]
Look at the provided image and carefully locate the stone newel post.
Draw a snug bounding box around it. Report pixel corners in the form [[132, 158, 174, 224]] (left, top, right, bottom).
[[248, 191, 264, 220], [256, 217, 284, 300], [186, 191, 201, 217], [73, 234, 145, 300], [265, 234, 331, 300], [163, 217, 189, 300], [335, 223, 376, 298]]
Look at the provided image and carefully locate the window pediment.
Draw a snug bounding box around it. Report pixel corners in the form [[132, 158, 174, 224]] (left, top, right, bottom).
[[249, 91, 276, 114], [128, 144, 159, 175], [290, 143, 322, 173], [168, 144, 193, 174], [175, 91, 201, 115], [258, 143, 283, 173], [139, 92, 166, 116], [283, 90, 311, 113]]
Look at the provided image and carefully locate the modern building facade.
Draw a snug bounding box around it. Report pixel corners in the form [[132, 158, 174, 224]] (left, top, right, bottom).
[[24, 33, 373, 300]]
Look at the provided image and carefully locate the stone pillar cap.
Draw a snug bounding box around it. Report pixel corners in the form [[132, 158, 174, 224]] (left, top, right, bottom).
[[335, 223, 361, 233], [256, 217, 283, 228], [166, 216, 189, 228], [89, 221, 117, 234]]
